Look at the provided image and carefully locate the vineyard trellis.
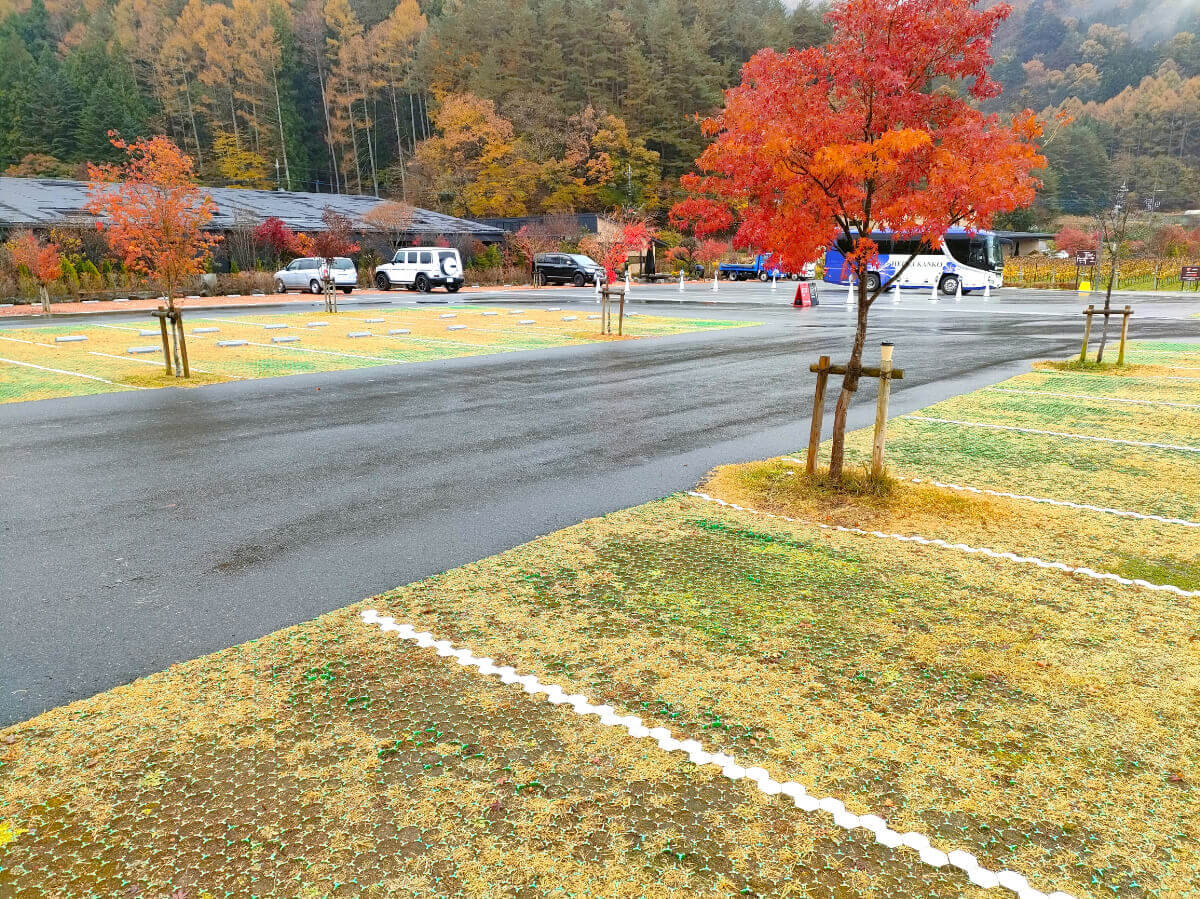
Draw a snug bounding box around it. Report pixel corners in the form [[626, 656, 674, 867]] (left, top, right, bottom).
[[1003, 258, 1200, 291]]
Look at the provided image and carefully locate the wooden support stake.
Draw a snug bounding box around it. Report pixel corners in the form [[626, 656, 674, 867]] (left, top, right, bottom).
[[174, 310, 190, 378], [1117, 305, 1132, 366], [871, 343, 894, 477], [1079, 305, 1094, 363], [806, 355, 830, 474], [154, 307, 172, 375], [618, 289, 625, 336]]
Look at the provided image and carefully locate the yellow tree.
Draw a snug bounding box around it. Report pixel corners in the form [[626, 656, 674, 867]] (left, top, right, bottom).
[[367, 0, 427, 201], [213, 131, 271, 188]]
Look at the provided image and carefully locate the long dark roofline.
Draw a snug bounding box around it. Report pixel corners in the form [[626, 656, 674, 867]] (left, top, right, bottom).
[[0, 177, 505, 240]]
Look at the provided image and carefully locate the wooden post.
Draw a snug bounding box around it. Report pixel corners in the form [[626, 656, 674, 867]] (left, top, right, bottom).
[[1079, 305, 1094, 363], [174, 310, 190, 378], [155, 306, 172, 375], [1117, 305, 1132, 366], [617, 289, 625, 336], [806, 355, 830, 474], [871, 343, 894, 477]]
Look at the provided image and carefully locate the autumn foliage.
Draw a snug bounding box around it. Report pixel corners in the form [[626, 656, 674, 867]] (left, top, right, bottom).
[[671, 0, 1045, 479], [85, 133, 218, 306], [3, 230, 63, 312], [1054, 226, 1100, 258]]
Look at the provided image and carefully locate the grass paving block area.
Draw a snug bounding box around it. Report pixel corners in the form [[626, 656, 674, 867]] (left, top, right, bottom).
[[2, 340, 1197, 898], [0, 306, 751, 404]]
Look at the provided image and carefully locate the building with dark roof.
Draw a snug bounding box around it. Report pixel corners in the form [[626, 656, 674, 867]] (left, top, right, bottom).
[[0, 177, 505, 243]]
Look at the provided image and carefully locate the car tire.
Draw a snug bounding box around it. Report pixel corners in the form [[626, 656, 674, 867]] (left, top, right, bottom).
[[940, 274, 959, 296], [446, 284, 461, 293], [274, 278, 287, 294], [573, 272, 586, 287], [415, 274, 430, 293], [309, 279, 322, 294], [341, 287, 353, 294], [864, 272, 881, 292], [375, 272, 391, 291]]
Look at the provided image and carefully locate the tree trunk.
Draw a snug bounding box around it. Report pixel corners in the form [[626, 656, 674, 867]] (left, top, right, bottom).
[[271, 65, 291, 189], [1096, 255, 1116, 362], [39, 284, 50, 314], [182, 73, 203, 167], [389, 81, 409, 202], [317, 65, 340, 193], [167, 281, 184, 377], [827, 276, 871, 481]]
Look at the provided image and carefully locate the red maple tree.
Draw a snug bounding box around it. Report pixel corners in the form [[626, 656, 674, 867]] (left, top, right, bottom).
[[4, 230, 62, 313], [671, 0, 1044, 479], [310, 208, 360, 313], [1054, 226, 1100, 259], [86, 133, 218, 376], [254, 216, 298, 267]]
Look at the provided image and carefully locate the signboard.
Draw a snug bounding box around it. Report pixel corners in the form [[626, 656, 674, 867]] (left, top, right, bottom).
[[1075, 251, 1097, 266], [1183, 265, 1200, 282]]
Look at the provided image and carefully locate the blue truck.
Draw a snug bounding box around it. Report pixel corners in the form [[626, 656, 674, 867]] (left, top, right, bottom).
[[717, 253, 815, 281]]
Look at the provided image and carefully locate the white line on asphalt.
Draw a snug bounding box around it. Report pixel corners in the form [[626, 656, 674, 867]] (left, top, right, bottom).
[[359, 608, 1071, 899], [988, 387, 1200, 410], [0, 355, 146, 388], [777, 458, 1199, 527], [686, 490, 1200, 598], [904, 415, 1200, 453]]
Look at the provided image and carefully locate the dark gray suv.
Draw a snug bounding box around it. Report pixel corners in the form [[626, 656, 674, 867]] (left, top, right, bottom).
[[532, 253, 606, 286]]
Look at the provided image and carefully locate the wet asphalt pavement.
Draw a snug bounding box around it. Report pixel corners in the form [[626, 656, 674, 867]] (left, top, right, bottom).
[[3, 283, 1198, 724]]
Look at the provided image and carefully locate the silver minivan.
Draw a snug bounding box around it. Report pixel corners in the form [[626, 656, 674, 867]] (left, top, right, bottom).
[[273, 257, 357, 294]]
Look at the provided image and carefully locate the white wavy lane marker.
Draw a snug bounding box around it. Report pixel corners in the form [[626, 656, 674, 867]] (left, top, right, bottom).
[[686, 490, 1200, 599], [904, 415, 1200, 454], [776, 459, 1199, 528], [0, 355, 147, 388], [989, 386, 1200, 411], [359, 608, 1072, 899]]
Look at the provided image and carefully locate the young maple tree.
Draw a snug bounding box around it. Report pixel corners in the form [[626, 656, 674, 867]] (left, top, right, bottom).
[[672, 0, 1044, 480], [362, 201, 416, 251], [581, 216, 654, 283], [254, 216, 298, 268], [86, 133, 218, 376], [310, 208, 360, 313], [4, 230, 63, 314], [1053, 226, 1100, 259]]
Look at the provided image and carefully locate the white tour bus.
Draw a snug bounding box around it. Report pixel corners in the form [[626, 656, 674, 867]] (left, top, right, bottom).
[[822, 228, 1006, 295]]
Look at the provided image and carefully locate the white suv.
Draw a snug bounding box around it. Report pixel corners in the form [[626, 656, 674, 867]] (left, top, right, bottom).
[[374, 247, 464, 293]]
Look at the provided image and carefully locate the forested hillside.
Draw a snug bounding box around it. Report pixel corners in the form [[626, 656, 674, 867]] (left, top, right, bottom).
[[2, 0, 1200, 220], [0, 0, 825, 216]]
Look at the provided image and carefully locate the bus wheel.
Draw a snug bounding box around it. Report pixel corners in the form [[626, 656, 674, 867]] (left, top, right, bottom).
[[940, 275, 959, 296], [864, 272, 881, 292]]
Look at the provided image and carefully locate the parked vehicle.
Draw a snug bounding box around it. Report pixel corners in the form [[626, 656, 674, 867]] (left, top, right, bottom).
[[373, 247, 464, 293], [821, 228, 1005, 295], [273, 257, 357, 294], [532, 252, 606, 286], [718, 253, 813, 281]]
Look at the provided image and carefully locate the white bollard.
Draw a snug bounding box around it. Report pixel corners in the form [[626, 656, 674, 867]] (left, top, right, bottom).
[[983, 281, 991, 301], [624, 270, 631, 294], [955, 277, 963, 302], [892, 278, 901, 303], [679, 271, 685, 292], [772, 272, 777, 290], [594, 272, 601, 303], [930, 279, 939, 303], [845, 279, 855, 305], [712, 269, 719, 292]]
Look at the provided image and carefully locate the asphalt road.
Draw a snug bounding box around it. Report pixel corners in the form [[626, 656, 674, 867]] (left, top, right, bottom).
[[3, 284, 1198, 724]]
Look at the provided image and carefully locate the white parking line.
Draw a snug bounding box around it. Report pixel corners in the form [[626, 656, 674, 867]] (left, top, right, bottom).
[[242, 340, 400, 364], [905, 415, 1200, 453], [0, 355, 146, 388], [988, 387, 1200, 410], [360, 609, 1071, 899], [686, 490, 1200, 598], [777, 458, 1199, 527], [0, 334, 60, 349]]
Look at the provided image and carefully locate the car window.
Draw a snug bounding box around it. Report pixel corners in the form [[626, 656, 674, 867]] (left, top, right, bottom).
[[570, 255, 597, 266], [333, 257, 354, 269], [286, 261, 298, 271], [304, 259, 319, 270], [534, 253, 548, 264], [402, 251, 414, 263], [419, 251, 432, 264]]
